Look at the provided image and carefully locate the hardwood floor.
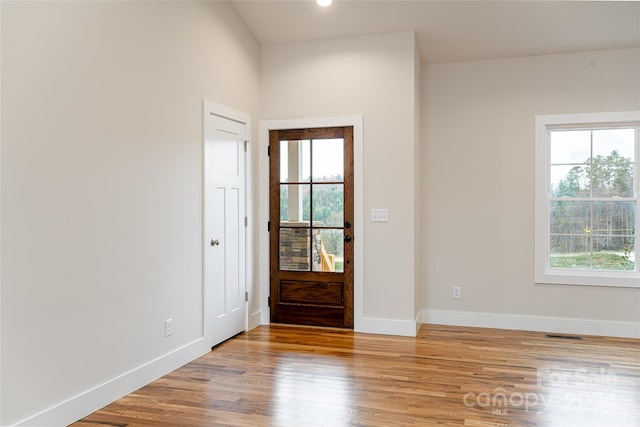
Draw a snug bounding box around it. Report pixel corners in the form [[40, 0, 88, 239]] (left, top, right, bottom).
[[74, 324, 640, 427]]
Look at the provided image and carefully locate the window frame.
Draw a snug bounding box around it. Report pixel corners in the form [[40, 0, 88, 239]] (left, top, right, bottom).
[[535, 111, 640, 288]]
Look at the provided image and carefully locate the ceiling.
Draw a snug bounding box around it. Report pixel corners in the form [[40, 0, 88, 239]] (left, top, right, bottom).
[[230, 1, 640, 64]]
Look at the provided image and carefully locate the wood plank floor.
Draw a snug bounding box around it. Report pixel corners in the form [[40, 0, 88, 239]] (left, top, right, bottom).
[[74, 324, 640, 427]]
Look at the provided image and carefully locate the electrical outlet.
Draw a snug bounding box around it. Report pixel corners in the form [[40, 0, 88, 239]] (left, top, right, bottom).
[[452, 286, 461, 299], [165, 318, 173, 337]]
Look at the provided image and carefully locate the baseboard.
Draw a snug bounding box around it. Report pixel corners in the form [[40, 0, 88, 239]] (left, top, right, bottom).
[[248, 310, 262, 330], [14, 338, 208, 427], [419, 309, 640, 339], [355, 316, 418, 337]]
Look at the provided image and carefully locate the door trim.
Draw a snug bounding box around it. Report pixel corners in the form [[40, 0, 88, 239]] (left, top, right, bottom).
[[259, 116, 364, 331], [202, 100, 252, 347]]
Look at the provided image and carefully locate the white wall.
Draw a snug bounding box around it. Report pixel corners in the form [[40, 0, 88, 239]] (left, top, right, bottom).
[[421, 48, 640, 337], [0, 2, 260, 425], [261, 32, 420, 330]]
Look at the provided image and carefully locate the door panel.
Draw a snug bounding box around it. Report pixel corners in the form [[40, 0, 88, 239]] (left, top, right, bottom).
[[269, 127, 354, 328], [205, 113, 246, 347], [279, 281, 343, 305]]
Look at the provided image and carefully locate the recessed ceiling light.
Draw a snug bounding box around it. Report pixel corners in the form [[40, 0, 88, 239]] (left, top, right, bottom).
[[316, 0, 332, 7]]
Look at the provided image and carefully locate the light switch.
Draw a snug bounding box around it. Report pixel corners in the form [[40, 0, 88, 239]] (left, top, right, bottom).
[[371, 209, 389, 222]]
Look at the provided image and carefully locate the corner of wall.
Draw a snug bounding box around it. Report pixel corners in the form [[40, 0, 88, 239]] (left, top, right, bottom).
[[413, 31, 423, 320]]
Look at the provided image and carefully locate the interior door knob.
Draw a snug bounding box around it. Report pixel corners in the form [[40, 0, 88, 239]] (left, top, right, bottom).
[[211, 239, 220, 246], [344, 235, 352, 243]]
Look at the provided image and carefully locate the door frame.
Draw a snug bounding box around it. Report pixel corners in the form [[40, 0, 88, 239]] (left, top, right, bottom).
[[259, 116, 363, 331], [203, 100, 253, 348]]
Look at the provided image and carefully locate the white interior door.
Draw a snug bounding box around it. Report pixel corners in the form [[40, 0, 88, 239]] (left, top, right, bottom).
[[205, 111, 247, 348]]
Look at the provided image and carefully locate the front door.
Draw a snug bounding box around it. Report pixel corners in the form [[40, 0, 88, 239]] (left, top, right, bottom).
[[205, 111, 247, 347], [269, 127, 354, 328]]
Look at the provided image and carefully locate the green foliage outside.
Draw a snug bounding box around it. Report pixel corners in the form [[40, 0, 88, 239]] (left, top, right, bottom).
[[551, 150, 636, 271], [555, 150, 633, 198], [550, 252, 635, 270]]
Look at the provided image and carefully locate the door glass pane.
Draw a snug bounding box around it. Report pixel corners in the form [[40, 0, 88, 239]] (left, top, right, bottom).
[[280, 140, 310, 183], [312, 138, 343, 182], [280, 184, 310, 223], [280, 227, 310, 271], [312, 229, 344, 272], [311, 184, 344, 227]]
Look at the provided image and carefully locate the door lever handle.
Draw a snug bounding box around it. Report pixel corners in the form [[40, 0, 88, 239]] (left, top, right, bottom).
[[211, 239, 220, 246]]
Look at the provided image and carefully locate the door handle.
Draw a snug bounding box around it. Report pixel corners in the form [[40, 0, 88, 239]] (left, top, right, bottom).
[[344, 235, 352, 243], [211, 239, 220, 246], [345, 221, 352, 229]]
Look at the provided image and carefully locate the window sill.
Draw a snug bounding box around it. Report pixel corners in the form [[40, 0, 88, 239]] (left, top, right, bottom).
[[535, 269, 640, 288]]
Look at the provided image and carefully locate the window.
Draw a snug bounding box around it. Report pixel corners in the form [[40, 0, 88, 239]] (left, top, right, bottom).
[[535, 112, 640, 287]]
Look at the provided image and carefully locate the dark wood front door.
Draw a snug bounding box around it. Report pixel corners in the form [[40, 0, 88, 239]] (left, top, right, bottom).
[[269, 127, 354, 328]]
